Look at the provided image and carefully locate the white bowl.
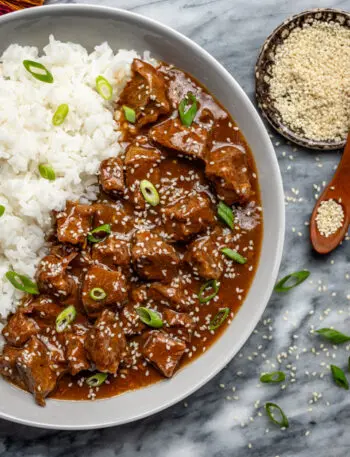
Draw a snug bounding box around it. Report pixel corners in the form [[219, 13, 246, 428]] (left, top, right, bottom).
[[0, 4, 285, 430]]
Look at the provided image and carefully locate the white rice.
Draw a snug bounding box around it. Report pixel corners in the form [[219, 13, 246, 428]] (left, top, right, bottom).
[[0, 36, 142, 324]]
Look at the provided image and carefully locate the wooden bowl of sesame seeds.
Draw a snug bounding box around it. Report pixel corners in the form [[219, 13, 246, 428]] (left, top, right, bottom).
[[255, 9, 350, 150]]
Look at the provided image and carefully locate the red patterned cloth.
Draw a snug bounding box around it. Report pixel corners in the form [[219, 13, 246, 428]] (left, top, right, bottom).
[[0, 1, 44, 16]]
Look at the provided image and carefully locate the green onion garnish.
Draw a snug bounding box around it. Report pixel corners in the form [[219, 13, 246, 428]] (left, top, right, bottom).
[[140, 180, 160, 206], [265, 402, 289, 428], [87, 224, 111, 243], [52, 104, 69, 126], [221, 247, 247, 264], [274, 270, 310, 292], [89, 287, 107, 301], [198, 279, 220, 304], [260, 371, 286, 383], [5, 271, 39, 295], [208, 307, 230, 331], [0, 205, 5, 217], [178, 92, 198, 127], [331, 365, 349, 390], [122, 105, 136, 124], [23, 60, 53, 83], [315, 328, 350, 344], [96, 75, 113, 100], [38, 164, 56, 181], [86, 373, 108, 387], [56, 305, 77, 333], [217, 201, 234, 229], [136, 307, 163, 328]]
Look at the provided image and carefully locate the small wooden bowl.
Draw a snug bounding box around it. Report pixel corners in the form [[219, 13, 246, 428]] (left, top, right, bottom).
[[255, 8, 350, 151]]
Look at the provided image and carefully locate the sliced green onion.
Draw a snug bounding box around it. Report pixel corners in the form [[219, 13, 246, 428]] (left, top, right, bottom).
[[38, 164, 56, 181], [0, 205, 5, 217], [96, 75, 113, 100], [260, 371, 286, 383], [23, 60, 54, 83], [86, 373, 108, 387], [221, 247, 247, 264], [136, 307, 163, 328], [5, 271, 39, 295], [89, 287, 107, 301], [274, 270, 310, 292], [265, 402, 289, 428], [87, 224, 111, 243], [140, 180, 160, 206], [56, 305, 77, 333], [217, 201, 234, 229], [331, 365, 349, 390], [198, 279, 220, 304], [122, 105, 136, 124], [315, 328, 350, 344], [209, 307, 230, 331], [52, 104, 69, 126], [178, 92, 198, 127]]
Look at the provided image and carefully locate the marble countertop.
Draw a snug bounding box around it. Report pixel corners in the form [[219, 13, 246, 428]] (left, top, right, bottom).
[[1, 0, 350, 456]]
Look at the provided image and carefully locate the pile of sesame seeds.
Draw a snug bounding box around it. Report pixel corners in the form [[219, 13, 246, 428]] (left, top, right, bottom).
[[315, 199, 344, 237], [269, 20, 350, 142]]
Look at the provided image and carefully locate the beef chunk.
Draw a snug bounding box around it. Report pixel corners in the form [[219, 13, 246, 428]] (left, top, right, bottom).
[[0, 346, 26, 389], [150, 118, 208, 161], [124, 143, 162, 208], [185, 232, 224, 279], [2, 312, 38, 347], [163, 309, 195, 343], [93, 201, 134, 234], [22, 296, 63, 326], [91, 236, 131, 268], [120, 303, 146, 336], [99, 157, 125, 196], [16, 336, 60, 406], [81, 265, 128, 317], [205, 146, 252, 204], [64, 330, 90, 375], [56, 201, 94, 245], [119, 59, 170, 127], [131, 231, 180, 281], [85, 310, 127, 373], [161, 192, 215, 241], [149, 280, 193, 312], [141, 330, 186, 378], [36, 252, 77, 298], [130, 285, 149, 304]]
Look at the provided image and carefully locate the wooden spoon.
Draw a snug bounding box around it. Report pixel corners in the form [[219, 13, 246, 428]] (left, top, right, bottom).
[[310, 132, 350, 254]]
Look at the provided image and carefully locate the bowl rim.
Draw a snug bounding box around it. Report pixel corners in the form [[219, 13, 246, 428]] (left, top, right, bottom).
[[0, 3, 285, 430]]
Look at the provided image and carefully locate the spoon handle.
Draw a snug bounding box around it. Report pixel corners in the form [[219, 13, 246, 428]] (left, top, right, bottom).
[[310, 132, 350, 254]]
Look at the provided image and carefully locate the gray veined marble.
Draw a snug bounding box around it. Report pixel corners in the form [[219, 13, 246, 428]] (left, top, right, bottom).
[[1, 0, 350, 456]]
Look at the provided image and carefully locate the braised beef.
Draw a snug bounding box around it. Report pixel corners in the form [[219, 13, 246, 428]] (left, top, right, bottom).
[[100, 157, 125, 196], [141, 330, 186, 378], [149, 280, 193, 312], [119, 59, 170, 127], [36, 252, 77, 298], [185, 231, 224, 280], [131, 230, 180, 281], [91, 236, 131, 268], [64, 329, 90, 375], [205, 146, 252, 204], [161, 192, 215, 241], [163, 309, 195, 343], [150, 118, 208, 161], [2, 311, 39, 347], [85, 310, 127, 373], [56, 201, 94, 245], [16, 336, 62, 406], [81, 265, 128, 316], [120, 303, 146, 336], [124, 142, 162, 208]]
